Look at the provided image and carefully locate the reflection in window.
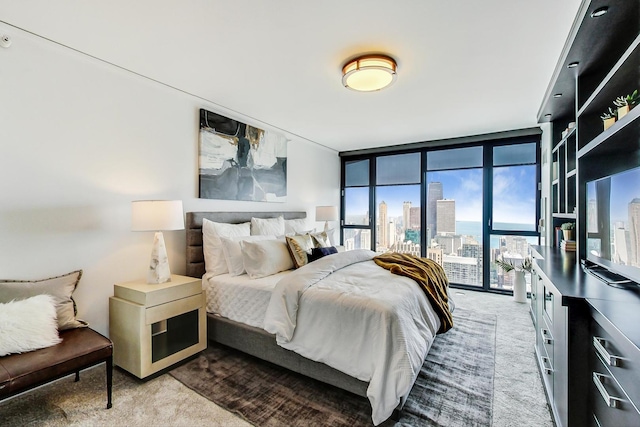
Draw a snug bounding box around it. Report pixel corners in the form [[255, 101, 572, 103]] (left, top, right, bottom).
[[343, 228, 371, 251]]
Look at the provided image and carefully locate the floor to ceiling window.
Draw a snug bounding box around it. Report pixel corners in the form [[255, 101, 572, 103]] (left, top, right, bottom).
[[489, 142, 539, 292], [340, 133, 540, 293], [426, 146, 484, 287]]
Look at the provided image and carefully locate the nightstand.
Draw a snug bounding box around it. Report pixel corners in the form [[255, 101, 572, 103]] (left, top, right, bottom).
[[109, 274, 206, 379]]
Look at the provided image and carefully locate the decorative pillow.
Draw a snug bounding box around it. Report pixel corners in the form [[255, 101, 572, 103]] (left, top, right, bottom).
[[284, 218, 310, 235], [310, 230, 331, 248], [220, 235, 277, 276], [241, 239, 294, 279], [0, 294, 62, 356], [285, 234, 316, 268], [251, 216, 285, 236], [0, 270, 86, 330], [203, 218, 250, 276], [307, 246, 339, 263]]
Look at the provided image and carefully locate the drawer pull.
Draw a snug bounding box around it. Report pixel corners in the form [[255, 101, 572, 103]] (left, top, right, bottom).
[[541, 328, 553, 345], [592, 372, 621, 408], [541, 356, 553, 375], [593, 337, 621, 367]]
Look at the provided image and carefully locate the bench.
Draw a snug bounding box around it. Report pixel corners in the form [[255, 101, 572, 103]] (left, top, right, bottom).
[[0, 327, 113, 408]]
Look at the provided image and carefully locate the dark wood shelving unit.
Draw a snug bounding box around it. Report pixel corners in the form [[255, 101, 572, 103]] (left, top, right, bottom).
[[535, 1, 640, 426]]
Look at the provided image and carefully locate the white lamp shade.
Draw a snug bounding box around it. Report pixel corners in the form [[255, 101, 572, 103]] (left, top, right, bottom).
[[131, 200, 184, 231], [316, 206, 339, 222]]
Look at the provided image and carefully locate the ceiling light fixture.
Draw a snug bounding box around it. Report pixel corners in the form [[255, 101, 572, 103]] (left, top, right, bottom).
[[567, 62, 579, 68], [553, 93, 562, 98], [590, 6, 608, 17], [342, 54, 397, 92]]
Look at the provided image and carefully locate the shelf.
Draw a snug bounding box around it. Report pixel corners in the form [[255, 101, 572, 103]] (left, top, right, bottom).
[[578, 106, 640, 159], [578, 35, 640, 116], [555, 127, 576, 149], [553, 213, 576, 219]]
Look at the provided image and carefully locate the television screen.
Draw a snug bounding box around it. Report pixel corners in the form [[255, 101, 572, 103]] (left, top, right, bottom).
[[586, 165, 640, 285]]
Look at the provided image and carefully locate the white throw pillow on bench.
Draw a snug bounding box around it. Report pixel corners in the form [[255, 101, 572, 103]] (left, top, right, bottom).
[[0, 294, 62, 357]]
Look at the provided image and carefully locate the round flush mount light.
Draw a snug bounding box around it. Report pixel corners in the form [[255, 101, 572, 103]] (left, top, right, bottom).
[[590, 6, 608, 17], [567, 62, 579, 68], [553, 93, 562, 98], [342, 54, 397, 92]]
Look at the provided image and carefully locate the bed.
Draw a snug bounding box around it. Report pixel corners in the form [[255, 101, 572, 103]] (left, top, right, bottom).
[[185, 211, 448, 425]]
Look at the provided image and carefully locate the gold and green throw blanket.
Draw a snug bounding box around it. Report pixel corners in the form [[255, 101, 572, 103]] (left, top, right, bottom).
[[374, 252, 453, 334]]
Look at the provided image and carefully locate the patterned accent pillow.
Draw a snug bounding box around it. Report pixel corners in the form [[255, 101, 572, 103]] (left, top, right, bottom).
[[285, 234, 315, 268], [310, 230, 331, 247]]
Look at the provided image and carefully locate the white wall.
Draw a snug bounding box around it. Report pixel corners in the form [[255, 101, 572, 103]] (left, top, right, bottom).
[[0, 23, 340, 336]]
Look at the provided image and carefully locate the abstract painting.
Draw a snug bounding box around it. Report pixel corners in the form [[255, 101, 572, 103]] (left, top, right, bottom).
[[198, 108, 287, 202]]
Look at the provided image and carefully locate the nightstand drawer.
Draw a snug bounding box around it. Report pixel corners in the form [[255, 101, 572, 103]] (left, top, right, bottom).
[[146, 294, 203, 325]]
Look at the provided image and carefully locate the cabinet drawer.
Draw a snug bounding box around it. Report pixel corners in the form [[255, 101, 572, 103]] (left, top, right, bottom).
[[592, 320, 640, 408], [537, 345, 554, 398], [590, 354, 640, 427], [540, 314, 554, 366]]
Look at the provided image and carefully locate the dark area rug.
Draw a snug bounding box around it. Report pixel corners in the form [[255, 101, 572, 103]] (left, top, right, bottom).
[[169, 308, 496, 427]]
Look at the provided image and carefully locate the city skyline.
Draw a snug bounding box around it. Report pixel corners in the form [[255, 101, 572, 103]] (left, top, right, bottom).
[[361, 166, 536, 225]]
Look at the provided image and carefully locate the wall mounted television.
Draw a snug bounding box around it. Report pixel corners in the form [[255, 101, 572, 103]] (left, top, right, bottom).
[[585, 165, 640, 287]]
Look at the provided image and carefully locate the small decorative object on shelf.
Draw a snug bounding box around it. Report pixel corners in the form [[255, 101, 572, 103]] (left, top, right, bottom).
[[600, 107, 617, 130], [613, 89, 638, 120], [560, 222, 575, 241], [560, 240, 576, 252]]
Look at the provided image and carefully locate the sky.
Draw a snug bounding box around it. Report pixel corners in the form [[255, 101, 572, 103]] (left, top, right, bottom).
[[348, 165, 537, 225]]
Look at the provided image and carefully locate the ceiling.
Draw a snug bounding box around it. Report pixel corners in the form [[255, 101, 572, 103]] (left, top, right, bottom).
[[0, 0, 582, 152]]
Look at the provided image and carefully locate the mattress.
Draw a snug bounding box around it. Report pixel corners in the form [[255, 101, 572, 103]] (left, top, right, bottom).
[[203, 271, 291, 329]]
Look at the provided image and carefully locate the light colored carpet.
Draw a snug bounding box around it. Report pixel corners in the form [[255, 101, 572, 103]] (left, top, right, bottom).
[[0, 290, 552, 426]]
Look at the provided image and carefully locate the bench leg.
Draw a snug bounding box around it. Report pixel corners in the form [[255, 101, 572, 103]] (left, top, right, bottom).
[[75, 371, 80, 382], [106, 356, 113, 409]]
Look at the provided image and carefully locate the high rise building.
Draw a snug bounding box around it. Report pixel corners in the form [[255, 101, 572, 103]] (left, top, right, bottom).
[[427, 182, 443, 236], [378, 201, 388, 249], [403, 202, 411, 232], [389, 217, 396, 248], [409, 206, 421, 229], [437, 199, 456, 235], [629, 198, 640, 267]]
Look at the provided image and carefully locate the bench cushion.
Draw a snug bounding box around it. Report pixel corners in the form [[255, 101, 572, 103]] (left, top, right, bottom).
[[0, 328, 112, 399]]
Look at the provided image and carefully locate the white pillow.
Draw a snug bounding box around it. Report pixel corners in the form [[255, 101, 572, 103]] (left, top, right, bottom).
[[241, 239, 294, 279], [251, 216, 285, 236], [203, 219, 250, 276], [0, 294, 62, 356], [284, 218, 310, 235], [220, 235, 277, 276]]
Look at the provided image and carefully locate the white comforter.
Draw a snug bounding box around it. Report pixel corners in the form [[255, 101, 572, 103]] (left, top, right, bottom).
[[264, 249, 441, 425]]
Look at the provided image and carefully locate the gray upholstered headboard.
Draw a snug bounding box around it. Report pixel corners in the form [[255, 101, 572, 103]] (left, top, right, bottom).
[[185, 211, 307, 278]]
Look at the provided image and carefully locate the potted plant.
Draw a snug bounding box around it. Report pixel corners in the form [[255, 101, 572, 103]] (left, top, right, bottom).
[[613, 89, 638, 120], [561, 222, 575, 241], [495, 256, 532, 303], [600, 107, 617, 130]]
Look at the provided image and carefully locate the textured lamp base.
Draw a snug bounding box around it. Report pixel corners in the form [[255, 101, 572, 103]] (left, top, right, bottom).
[[147, 231, 171, 284]]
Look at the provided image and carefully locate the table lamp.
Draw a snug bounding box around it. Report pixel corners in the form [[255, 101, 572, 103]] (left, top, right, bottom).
[[315, 205, 339, 232], [131, 200, 184, 284]]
